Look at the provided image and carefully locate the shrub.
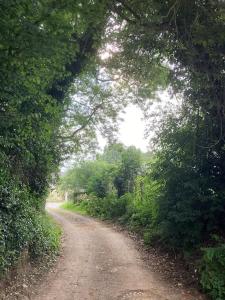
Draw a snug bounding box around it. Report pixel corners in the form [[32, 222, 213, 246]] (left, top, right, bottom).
[[84, 195, 108, 218], [29, 213, 61, 259], [0, 168, 61, 274], [200, 244, 225, 300], [106, 194, 130, 219]]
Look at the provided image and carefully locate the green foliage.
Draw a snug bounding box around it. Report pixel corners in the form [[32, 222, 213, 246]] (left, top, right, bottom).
[[201, 244, 225, 300], [88, 194, 129, 219], [0, 169, 61, 273], [60, 145, 158, 239], [61, 201, 88, 216], [59, 144, 142, 200], [29, 214, 61, 259], [60, 160, 116, 199], [0, 0, 108, 276], [150, 115, 225, 250], [114, 146, 142, 197]]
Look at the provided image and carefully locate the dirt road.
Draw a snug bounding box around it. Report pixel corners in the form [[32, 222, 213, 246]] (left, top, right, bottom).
[[33, 205, 205, 300]]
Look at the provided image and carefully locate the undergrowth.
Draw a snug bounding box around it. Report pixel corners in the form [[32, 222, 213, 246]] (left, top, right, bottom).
[[61, 201, 88, 216]]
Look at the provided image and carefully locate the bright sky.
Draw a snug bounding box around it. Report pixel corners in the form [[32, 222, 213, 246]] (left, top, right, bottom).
[[116, 105, 148, 152], [98, 90, 178, 153], [98, 104, 148, 152]]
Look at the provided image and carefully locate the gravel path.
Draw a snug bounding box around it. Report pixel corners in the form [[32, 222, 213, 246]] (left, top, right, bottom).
[[33, 205, 206, 300]]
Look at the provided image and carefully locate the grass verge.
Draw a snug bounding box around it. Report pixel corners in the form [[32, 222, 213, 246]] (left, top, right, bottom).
[[60, 202, 88, 216]]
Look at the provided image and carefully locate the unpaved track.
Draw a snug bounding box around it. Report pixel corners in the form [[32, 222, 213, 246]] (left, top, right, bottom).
[[33, 205, 205, 300]]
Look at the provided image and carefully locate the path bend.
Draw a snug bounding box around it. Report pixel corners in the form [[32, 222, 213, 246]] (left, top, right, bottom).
[[33, 204, 205, 300]]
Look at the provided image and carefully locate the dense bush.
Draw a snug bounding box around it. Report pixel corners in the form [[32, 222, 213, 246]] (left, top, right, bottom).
[[59, 144, 142, 198], [29, 214, 61, 259], [150, 117, 225, 251], [0, 197, 61, 274], [85, 194, 130, 220], [201, 244, 225, 300], [0, 164, 61, 274]]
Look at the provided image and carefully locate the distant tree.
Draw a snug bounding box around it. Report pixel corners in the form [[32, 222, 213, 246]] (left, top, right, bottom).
[[60, 159, 116, 199], [114, 146, 142, 197]]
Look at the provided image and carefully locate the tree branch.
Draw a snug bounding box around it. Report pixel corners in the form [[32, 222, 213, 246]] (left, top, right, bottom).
[[113, 0, 169, 31], [61, 104, 103, 141], [47, 28, 96, 102]]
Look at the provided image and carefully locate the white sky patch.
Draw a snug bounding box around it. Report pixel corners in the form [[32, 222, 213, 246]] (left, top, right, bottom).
[[98, 90, 180, 153], [118, 105, 148, 151], [98, 104, 148, 152]]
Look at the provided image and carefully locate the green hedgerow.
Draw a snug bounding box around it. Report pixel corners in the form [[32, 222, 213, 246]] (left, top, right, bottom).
[[201, 244, 225, 300]]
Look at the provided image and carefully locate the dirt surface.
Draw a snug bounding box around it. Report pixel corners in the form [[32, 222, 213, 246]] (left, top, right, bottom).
[[30, 204, 206, 300], [0, 248, 58, 300]]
